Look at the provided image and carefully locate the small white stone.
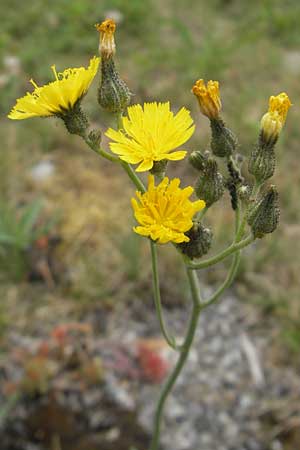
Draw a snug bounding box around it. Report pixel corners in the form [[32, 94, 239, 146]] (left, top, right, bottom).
[[30, 160, 55, 181]]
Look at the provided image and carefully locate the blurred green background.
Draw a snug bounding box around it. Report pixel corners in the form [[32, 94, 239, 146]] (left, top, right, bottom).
[[0, 0, 300, 354]]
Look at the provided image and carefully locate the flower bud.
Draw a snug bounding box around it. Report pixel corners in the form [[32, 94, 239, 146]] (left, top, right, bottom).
[[98, 58, 131, 113], [96, 19, 131, 113], [177, 222, 212, 259], [210, 118, 237, 158], [195, 157, 224, 207], [260, 93, 291, 146], [247, 185, 280, 238], [87, 129, 102, 149], [248, 137, 275, 183], [189, 150, 208, 171], [192, 79, 221, 119], [237, 185, 251, 203], [60, 102, 89, 137]]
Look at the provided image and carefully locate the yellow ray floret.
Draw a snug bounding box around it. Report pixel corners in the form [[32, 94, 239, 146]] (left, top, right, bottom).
[[105, 102, 195, 172], [131, 175, 206, 244], [8, 57, 100, 120], [192, 79, 221, 119], [260, 92, 291, 143]]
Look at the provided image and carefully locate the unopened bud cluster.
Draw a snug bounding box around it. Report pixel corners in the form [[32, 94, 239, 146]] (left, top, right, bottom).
[[191, 80, 291, 241]]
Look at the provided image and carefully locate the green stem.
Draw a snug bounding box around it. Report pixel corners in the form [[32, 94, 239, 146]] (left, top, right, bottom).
[[235, 181, 261, 241], [186, 266, 203, 306], [201, 203, 243, 308], [195, 205, 208, 222], [204, 251, 241, 307], [83, 136, 120, 163], [97, 147, 120, 163], [116, 112, 123, 130], [121, 161, 146, 193], [149, 268, 202, 450], [187, 234, 254, 270], [150, 241, 181, 351]]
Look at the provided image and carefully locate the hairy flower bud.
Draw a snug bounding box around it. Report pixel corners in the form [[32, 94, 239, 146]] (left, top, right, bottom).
[[96, 19, 131, 113], [247, 185, 280, 238], [210, 118, 237, 158], [98, 58, 131, 113], [177, 222, 212, 259], [60, 102, 89, 137], [248, 135, 276, 183], [195, 156, 224, 207]]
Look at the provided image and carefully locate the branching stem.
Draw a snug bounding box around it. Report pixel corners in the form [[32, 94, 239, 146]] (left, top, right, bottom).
[[150, 241, 181, 351]]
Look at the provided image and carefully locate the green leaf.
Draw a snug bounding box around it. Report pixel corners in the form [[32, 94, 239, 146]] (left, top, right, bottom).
[[18, 199, 44, 237]]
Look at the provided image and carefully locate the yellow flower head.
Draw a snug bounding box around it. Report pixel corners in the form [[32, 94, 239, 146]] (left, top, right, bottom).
[[192, 79, 221, 119], [260, 92, 292, 144], [8, 57, 100, 120], [106, 102, 195, 172], [95, 19, 116, 58], [131, 175, 206, 244]]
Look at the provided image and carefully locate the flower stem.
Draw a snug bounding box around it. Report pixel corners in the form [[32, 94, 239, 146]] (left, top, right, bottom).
[[203, 204, 243, 307], [120, 161, 146, 193], [204, 251, 241, 307], [83, 135, 120, 163], [150, 241, 181, 351], [187, 234, 253, 270], [149, 268, 202, 450]]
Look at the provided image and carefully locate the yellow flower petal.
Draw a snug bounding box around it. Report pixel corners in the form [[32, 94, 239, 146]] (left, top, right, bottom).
[[131, 176, 205, 244], [8, 57, 100, 120], [136, 160, 154, 172], [260, 92, 291, 143], [192, 79, 221, 119], [105, 102, 194, 172]]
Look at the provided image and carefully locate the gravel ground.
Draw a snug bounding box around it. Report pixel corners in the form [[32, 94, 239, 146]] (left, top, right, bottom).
[[110, 290, 299, 450], [1, 288, 299, 450]]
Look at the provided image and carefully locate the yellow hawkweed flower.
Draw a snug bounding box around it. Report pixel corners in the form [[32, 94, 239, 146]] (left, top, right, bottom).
[[260, 93, 292, 144], [192, 79, 221, 119], [95, 19, 116, 58], [8, 57, 100, 120], [131, 175, 206, 244], [106, 102, 195, 172]]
